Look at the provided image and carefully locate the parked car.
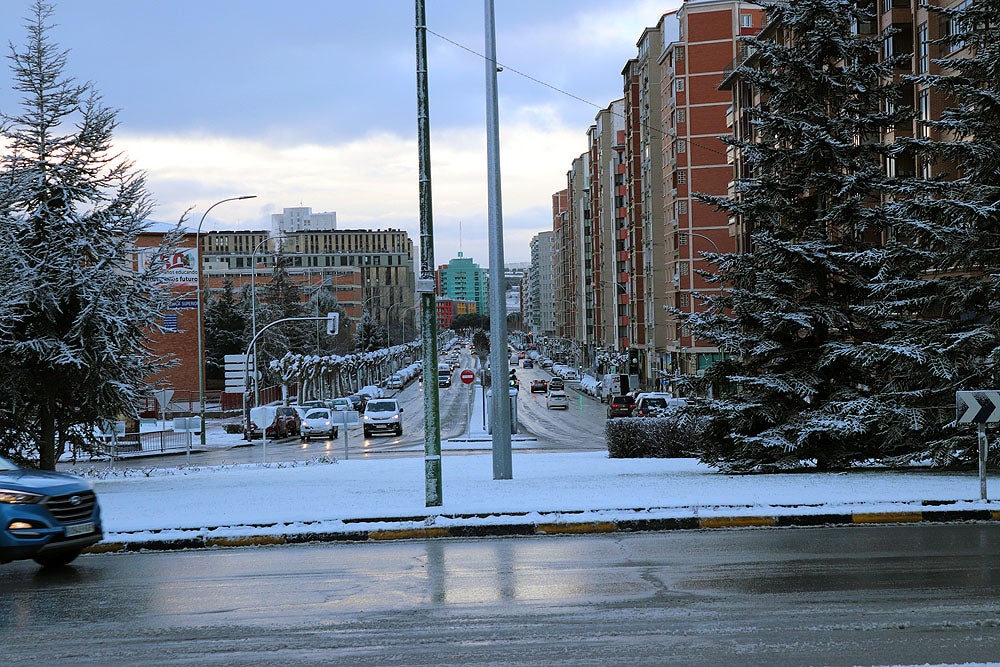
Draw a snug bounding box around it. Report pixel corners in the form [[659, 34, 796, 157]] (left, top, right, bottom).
[[540, 358, 554, 370], [346, 393, 368, 412], [530, 379, 548, 393], [300, 408, 339, 440], [606, 394, 636, 419], [363, 399, 404, 437], [634, 393, 688, 418], [546, 389, 569, 410], [244, 405, 299, 440], [0, 454, 104, 568], [359, 384, 384, 399]]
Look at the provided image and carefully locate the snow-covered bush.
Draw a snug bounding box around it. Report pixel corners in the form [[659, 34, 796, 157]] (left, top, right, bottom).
[[605, 415, 703, 459]]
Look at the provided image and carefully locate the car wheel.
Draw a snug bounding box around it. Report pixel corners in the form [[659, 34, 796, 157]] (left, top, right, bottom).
[[302, 435, 309, 442], [396, 426, 403, 436], [33, 549, 82, 568], [332, 428, 339, 438]]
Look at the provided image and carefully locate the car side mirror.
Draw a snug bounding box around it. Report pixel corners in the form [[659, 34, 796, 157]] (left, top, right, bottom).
[[399, 408, 404, 412]]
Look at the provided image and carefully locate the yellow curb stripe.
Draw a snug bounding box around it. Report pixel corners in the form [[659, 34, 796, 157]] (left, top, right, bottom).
[[370, 527, 450, 540], [700, 516, 777, 528], [852, 512, 922, 524], [535, 521, 618, 535], [206, 535, 286, 547]]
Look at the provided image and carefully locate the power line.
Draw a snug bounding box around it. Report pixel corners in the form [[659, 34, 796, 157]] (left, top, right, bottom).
[[425, 28, 730, 160]]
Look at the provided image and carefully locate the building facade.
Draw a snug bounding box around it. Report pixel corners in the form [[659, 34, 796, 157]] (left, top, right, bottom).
[[437, 252, 488, 316]]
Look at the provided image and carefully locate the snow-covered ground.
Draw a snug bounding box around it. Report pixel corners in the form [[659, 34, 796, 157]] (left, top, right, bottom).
[[74, 446, 999, 548], [65, 389, 1000, 550]]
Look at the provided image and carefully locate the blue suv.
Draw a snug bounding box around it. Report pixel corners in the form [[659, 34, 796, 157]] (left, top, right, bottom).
[[0, 454, 103, 568]]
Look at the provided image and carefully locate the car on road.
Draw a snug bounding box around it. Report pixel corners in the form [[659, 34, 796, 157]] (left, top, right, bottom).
[[530, 379, 548, 393], [634, 393, 688, 418], [363, 399, 404, 437], [328, 397, 352, 412], [522, 358, 534, 368], [300, 408, 339, 440], [546, 389, 569, 410], [244, 405, 300, 440], [606, 394, 636, 419], [0, 454, 104, 568], [438, 363, 453, 388], [385, 373, 405, 390], [548, 376, 565, 391]]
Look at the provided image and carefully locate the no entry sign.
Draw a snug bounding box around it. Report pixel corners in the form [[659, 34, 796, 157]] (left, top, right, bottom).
[[460, 369, 476, 384]]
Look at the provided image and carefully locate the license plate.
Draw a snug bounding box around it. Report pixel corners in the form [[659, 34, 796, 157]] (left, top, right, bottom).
[[65, 522, 94, 537]]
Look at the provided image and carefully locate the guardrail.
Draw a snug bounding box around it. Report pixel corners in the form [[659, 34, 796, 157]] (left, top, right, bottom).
[[99, 430, 195, 459]]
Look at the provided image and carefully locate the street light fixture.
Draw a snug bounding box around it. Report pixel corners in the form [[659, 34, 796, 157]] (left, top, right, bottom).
[[196, 195, 256, 446]]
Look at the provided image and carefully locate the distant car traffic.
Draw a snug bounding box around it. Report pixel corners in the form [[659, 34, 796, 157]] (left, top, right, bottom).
[[328, 397, 352, 411], [546, 389, 569, 410], [244, 405, 300, 440], [300, 408, 339, 440], [530, 379, 548, 393], [0, 454, 104, 568], [606, 395, 636, 419]]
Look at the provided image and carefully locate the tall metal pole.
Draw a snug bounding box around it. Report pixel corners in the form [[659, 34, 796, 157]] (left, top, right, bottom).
[[416, 0, 442, 506], [196, 194, 256, 446], [484, 0, 512, 479]]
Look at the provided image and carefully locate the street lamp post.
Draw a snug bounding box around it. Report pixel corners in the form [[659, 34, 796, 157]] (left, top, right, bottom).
[[196, 195, 256, 446]]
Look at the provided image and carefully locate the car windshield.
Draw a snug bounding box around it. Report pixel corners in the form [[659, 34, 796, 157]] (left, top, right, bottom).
[[643, 398, 667, 408], [0, 455, 18, 471], [306, 410, 329, 419], [367, 401, 396, 412]]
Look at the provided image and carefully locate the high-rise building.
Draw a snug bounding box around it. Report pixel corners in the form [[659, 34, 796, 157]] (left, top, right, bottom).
[[437, 252, 488, 316], [660, 0, 762, 379], [528, 231, 555, 336]]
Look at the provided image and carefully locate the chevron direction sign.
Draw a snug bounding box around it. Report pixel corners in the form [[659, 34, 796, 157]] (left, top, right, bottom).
[[956, 391, 1000, 424]]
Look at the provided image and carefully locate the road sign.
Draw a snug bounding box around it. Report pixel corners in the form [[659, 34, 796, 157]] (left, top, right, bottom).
[[460, 369, 476, 384], [956, 391, 1000, 424]]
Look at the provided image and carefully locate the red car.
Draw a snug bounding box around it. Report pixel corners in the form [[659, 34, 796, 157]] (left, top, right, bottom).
[[606, 395, 636, 419]]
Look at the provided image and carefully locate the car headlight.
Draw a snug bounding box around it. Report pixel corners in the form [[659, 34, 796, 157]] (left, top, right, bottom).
[[390, 414, 400, 421], [0, 488, 43, 504], [363, 415, 372, 422]]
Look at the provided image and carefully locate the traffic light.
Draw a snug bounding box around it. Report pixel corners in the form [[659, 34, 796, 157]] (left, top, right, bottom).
[[509, 368, 519, 389]]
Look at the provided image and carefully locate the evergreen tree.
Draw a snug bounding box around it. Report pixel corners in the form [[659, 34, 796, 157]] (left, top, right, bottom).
[[681, 0, 908, 471], [857, 0, 1000, 465], [0, 1, 181, 468], [257, 252, 306, 380], [204, 278, 248, 382], [352, 311, 386, 353]]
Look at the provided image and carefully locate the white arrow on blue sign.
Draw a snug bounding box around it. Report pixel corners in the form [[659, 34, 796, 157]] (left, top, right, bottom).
[[956, 391, 1000, 424]]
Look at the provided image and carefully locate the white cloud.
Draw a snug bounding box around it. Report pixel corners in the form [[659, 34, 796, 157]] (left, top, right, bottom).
[[116, 114, 582, 263]]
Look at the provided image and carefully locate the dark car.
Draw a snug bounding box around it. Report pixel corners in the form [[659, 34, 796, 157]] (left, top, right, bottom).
[[607, 394, 636, 418], [530, 379, 548, 393], [244, 405, 301, 440], [0, 454, 103, 568], [522, 358, 534, 369]]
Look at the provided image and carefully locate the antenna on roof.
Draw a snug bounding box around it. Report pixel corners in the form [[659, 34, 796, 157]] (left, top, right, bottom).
[[459, 220, 463, 254]]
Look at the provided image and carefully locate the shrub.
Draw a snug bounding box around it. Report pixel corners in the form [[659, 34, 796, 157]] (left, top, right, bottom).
[[606, 413, 703, 458]]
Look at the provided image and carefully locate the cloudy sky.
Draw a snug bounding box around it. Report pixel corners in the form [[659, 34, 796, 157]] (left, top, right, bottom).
[[0, 0, 681, 265]]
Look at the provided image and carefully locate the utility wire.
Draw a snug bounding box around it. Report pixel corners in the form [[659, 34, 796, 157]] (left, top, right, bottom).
[[425, 27, 730, 160]]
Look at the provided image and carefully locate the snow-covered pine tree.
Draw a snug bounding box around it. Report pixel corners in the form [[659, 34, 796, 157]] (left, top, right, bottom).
[[204, 278, 249, 379], [856, 0, 1000, 466], [681, 0, 909, 471], [0, 1, 182, 468]]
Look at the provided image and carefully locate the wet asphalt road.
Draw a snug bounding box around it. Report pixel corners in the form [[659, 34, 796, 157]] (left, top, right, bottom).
[[3, 524, 1000, 666]]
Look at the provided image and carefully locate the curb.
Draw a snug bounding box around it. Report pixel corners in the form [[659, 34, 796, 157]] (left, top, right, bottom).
[[83, 506, 1000, 556]]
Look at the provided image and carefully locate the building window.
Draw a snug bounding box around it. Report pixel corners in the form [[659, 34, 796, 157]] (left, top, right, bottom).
[[677, 170, 687, 184], [677, 139, 687, 154], [675, 79, 685, 93], [740, 13, 752, 28], [677, 109, 686, 124], [917, 22, 928, 74], [676, 46, 685, 61]]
